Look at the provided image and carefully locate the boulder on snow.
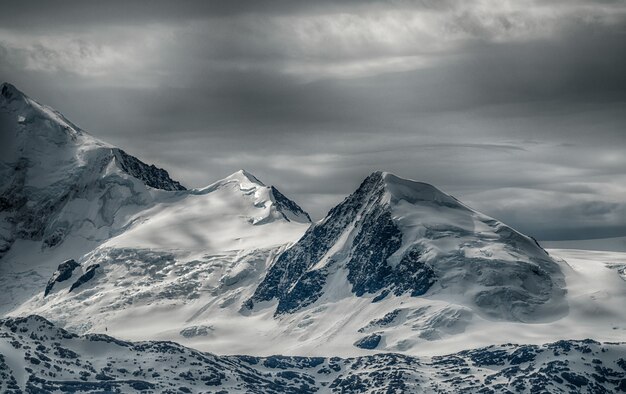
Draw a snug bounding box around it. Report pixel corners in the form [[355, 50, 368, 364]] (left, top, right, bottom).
[[44, 259, 80, 297], [354, 334, 382, 349], [69, 264, 100, 293]]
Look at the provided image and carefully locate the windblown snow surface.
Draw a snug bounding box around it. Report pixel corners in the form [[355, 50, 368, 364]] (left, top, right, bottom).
[[2, 82, 626, 392]]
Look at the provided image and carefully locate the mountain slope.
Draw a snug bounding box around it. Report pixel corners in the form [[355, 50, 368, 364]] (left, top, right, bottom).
[[12, 168, 313, 347], [1, 315, 624, 394], [103, 169, 312, 253], [0, 82, 184, 256], [0, 82, 194, 315], [0, 83, 311, 320], [10, 168, 626, 358], [2, 82, 625, 362], [249, 171, 565, 323], [22, 170, 611, 359]]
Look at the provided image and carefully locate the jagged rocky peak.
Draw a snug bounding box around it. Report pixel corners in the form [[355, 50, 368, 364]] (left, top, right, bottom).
[[1, 82, 26, 102], [112, 148, 185, 191], [200, 169, 311, 224], [323, 171, 461, 212], [249, 171, 565, 321]]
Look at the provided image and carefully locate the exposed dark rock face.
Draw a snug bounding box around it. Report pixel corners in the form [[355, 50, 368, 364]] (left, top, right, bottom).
[[112, 148, 186, 191], [270, 186, 312, 222], [248, 172, 436, 315], [358, 309, 403, 333], [346, 208, 435, 298], [180, 325, 214, 338], [247, 173, 378, 312], [69, 264, 100, 293], [354, 334, 382, 349], [1, 82, 23, 102], [1, 316, 625, 394], [44, 259, 80, 297], [248, 171, 564, 323]]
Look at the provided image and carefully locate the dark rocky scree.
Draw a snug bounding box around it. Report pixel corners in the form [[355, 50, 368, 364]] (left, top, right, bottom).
[[0, 316, 624, 393], [44, 259, 80, 297], [358, 308, 403, 333], [354, 333, 382, 350]]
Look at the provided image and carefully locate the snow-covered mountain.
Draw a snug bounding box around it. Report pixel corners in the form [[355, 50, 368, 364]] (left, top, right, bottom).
[[103, 169, 311, 253], [248, 171, 565, 323], [1, 315, 624, 393], [0, 83, 311, 318], [2, 82, 626, 378], [17, 168, 626, 358], [0, 82, 184, 256]]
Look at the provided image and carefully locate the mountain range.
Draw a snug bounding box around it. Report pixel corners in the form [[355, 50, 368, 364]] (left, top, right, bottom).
[[2, 315, 625, 393], [1, 83, 625, 392]]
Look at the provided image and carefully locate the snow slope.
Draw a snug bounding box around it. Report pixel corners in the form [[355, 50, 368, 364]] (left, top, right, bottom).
[[1, 315, 624, 393], [106, 169, 310, 254], [0, 82, 184, 252], [0, 82, 189, 314], [11, 168, 312, 343], [14, 174, 626, 358], [0, 83, 311, 320]]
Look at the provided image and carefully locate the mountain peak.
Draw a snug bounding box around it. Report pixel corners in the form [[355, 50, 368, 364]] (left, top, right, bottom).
[[250, 169, 562, 320], [354, 171, 461, 208], [0, 81, 86, 142], [194, 170, 311, 224], [380, 172, 461, 207], [0, 82, 189, 258], [226, 169, 266, 186], [199, 170, 266, 193], [1, 82, 26, 103]]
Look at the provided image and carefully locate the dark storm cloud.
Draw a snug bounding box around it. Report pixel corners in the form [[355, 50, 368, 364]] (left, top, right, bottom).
[[1, 0, 625, 240], [0, 0, 461, 28]]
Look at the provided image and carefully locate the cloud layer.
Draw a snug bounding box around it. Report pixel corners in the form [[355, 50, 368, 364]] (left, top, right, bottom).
[[1, 0, 625, 239]]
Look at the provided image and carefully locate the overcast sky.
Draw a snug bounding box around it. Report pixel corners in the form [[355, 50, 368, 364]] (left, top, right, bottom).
[[1, 0, 625, 240]]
